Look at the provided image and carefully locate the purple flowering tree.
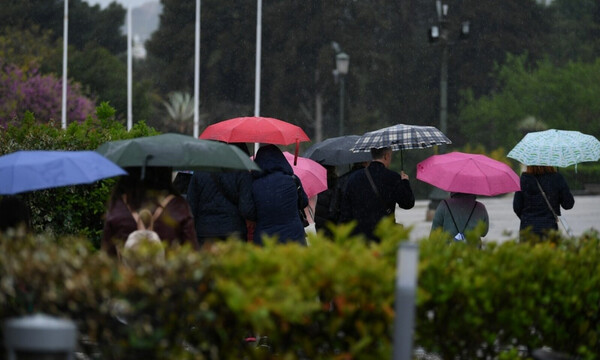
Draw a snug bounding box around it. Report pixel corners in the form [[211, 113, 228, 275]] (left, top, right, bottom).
[[0, 62, 96, 126]]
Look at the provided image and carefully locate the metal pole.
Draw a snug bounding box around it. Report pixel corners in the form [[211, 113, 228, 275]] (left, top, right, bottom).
[[393, 242, 419, 360], [193, 0, 201, 138], [439, 40, 448, 150], [339, 75, 345, 137], [61, 0, 68, 130], [127, 4, 133, 131], [254, 0, 262, 155]]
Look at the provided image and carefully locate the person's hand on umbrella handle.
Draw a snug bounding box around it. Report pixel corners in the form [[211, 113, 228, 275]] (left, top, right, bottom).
[[400, 171, 409, 180]]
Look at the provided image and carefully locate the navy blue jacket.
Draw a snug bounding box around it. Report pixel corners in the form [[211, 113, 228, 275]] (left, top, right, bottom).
[[187, 170, 256, 244], [513, 172, 574, 236], [340, 161, 415, 241], [252, 145, 308, 245]]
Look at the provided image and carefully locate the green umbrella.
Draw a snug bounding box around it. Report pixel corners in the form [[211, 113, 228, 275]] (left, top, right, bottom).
[[507, 129, 600, 168], [96, 133, 260, 172]]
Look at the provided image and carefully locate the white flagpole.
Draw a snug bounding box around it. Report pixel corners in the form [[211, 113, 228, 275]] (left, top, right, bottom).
[[254, 0, 262, 155], [127, 4, 133, 131], [193, 0, 201, 138], [61, 0, 69, 129]]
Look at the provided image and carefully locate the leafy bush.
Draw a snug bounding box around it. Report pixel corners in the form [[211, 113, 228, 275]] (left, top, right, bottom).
[[0, 62, 95, 126], [0, 221, 598, 359], [0, 103, 159, 246]]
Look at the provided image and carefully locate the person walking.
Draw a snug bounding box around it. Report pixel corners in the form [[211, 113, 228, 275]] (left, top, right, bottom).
[[513, 165, 574, 239], [431, 192, 489, 243], [186, 144, 256, 245], [252, 144, 308, 245], [313, 165, 338, 236], [102, 166, 199, 257], [340, 147, 414, 241]]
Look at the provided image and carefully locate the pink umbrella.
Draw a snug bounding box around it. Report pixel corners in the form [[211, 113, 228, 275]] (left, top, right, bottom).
[[282, 152, 327, 198], [416, 152, 520, 196]]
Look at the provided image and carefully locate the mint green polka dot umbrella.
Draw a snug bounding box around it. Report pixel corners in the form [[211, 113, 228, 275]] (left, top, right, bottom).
[[507, 129, 600, 167]]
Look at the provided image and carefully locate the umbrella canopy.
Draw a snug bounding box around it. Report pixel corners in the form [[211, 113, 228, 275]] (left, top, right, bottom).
[[417, 152, 520, 196], [200, 116, 310, 145], [507, 129, 600, 167], [350, 124, 451, 152], [96, 133, 260, 172], [282, 152, 327, 198], [302, 135, 372, 166], [0, 150, 127, 195]]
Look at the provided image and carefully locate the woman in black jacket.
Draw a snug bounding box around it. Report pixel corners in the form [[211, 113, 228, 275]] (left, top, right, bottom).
[[513, 165, 574, 239], [252, 144, 308, 245]]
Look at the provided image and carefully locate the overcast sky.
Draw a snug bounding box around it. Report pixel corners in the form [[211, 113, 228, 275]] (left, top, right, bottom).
[[84, 0, 156, 9]]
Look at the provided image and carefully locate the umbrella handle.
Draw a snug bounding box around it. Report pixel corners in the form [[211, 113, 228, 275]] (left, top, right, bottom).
[[401, 150, 404, 171], [141, 154, 154, 180], [294, 139, 299, 166]]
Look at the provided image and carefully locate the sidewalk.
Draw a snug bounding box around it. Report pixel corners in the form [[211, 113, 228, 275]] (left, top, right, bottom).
[[396, 195, 599, 244]]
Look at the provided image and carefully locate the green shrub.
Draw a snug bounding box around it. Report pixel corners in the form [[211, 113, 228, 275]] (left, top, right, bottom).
[[0, 222, 598, 359], [0, 103, 159, 246]]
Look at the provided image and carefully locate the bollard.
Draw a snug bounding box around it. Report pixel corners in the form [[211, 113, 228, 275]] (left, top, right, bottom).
[[393, 242, 419, 360], [3, 313, 77, 360]]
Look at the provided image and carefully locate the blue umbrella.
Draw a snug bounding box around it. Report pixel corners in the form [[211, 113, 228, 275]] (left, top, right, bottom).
[[0, 150, 127, 195]]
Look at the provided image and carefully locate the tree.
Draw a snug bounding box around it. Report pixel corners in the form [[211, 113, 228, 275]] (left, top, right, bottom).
[[457, 54, 600, 150], [163, 91, 194, 133], [0, 62, 95, 126], [0, 0, 126, 54]]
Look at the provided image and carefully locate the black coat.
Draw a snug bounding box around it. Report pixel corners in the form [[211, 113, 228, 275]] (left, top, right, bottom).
[[513, 172, 574, 236], [252, 145, 308, 245], [186, 170, 256, 243], [340, 161, 415, 241]]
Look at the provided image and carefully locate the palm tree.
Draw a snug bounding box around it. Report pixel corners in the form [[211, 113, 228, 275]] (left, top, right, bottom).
[[163, 92, 195, 133]]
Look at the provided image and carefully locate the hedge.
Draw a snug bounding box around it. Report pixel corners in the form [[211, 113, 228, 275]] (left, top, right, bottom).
[[0, 103, 158, 246], [0, 219, 598, 359]]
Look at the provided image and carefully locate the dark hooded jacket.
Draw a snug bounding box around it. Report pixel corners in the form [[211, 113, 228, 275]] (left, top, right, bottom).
[[252, 145, 308, 245], [186, 170, 256, 244], [513, 172, 574, 236]]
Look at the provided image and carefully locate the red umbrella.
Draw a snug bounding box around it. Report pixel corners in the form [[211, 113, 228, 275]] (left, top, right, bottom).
[[200, 116, 309, 145], [282, 152, 327, 199], [200, 116, 310, 165], [416, 152, 520, 196]]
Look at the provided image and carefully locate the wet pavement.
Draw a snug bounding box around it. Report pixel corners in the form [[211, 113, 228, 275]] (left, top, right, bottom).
[[396, 195, 599, 244]]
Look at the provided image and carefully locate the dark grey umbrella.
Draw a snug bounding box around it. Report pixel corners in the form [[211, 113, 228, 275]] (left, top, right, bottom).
[[302, 135, 372, 166]]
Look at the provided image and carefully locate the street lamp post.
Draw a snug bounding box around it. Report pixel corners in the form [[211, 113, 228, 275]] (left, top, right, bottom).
[[335, 52, 349, 137], [426, 1, 469, 221], [429, 0, 469, 144]]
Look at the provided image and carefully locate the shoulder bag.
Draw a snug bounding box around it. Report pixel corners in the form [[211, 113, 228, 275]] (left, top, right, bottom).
[[365, 167, 393, 215], [534, 178, 574, 237]]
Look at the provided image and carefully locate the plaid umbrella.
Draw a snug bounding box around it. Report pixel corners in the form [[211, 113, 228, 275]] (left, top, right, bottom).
[[350, 124, 451, 152], [507, 129, 600, 168], [350, 124, 451, 169]]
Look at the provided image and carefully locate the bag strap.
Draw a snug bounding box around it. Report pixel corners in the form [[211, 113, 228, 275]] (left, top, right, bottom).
[[365, 167, 393, 215], [444, 200, 477, 233], [535, 178, 559, 222], [123, 194, 175, 231], [293, 174, 304, 210]]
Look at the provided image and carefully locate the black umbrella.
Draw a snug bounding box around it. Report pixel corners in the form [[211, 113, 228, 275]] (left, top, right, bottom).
[[302, 135, 372, 166]]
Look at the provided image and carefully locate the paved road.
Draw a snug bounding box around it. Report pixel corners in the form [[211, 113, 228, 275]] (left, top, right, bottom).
[[395, 195, 599, 244]]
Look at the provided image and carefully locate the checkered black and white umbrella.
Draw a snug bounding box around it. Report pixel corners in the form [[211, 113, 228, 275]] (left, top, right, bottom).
[[350, 124, 451, 153]]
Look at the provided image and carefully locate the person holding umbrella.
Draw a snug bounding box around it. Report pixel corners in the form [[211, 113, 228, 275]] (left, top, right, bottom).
[[186, 143, 257, 245], [512, 165, 574, 240], [251, 144, 309, 245], [339, 147, 415, 242], [102, 166, 199, 256], [431, 192, 489, 244]]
